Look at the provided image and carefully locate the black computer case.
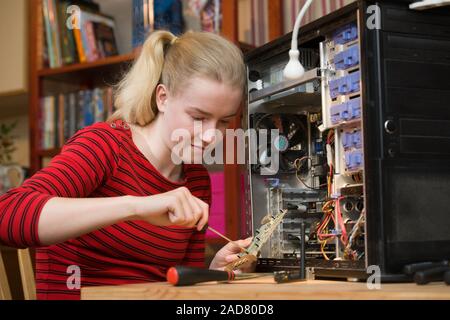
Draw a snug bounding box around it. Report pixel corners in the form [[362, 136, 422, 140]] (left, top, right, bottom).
[[243, 1, 450, 280]]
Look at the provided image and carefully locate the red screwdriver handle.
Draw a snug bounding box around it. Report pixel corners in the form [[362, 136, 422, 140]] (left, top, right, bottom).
[[167, 266, 235, 286]]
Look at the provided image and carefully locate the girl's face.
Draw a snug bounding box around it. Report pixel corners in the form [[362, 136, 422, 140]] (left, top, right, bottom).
[[155, 76, 243, 164]]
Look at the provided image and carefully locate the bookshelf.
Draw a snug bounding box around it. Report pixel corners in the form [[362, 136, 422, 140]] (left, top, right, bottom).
[[28, 0, 284, 241], [37, 52, 136, 77]]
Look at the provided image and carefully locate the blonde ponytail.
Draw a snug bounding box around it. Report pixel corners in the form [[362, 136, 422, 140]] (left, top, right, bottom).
[[109, 31, 177, 125], [109, 30, 246, 126]]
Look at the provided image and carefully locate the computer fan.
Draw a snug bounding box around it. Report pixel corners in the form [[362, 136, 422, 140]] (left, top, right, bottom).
[[252, 113, 308, 173]]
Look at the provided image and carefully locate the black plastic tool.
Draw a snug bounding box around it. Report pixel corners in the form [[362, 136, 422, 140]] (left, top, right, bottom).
[[444, 270, 450, 285], [403, 260, 448, 275], [413, 266, 450, 285]]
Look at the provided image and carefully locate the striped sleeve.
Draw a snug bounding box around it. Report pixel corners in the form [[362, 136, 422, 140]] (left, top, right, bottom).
[[0, 125, 120, 248], [181, 170, 211, 268]]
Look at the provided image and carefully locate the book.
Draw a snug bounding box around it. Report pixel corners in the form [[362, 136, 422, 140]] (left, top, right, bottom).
[[132, 0, 184, 48], [85, 21, 100, 61], [57, 93, 65, 147], [83, 90, 95, 127], [56, 0, 77, 64], [132, 0, 153, 48], [77, 9, 117, 62], [93, 22, 119, 58], [201, 0, 221, 33], [43, 0, 118, 67], [42, 0, 56, 68], [73, 20, 87, 63], [68, 92, 77, 138], [93, 88, 105, 123], [39, 87, 114, 150], [37, 0, 45, 69], [49, 0, 63, 67], [104, 87, 114, 120], [154, 0, 183, 35], [63, 93, 71, 144], [43, 96, 56, 149]]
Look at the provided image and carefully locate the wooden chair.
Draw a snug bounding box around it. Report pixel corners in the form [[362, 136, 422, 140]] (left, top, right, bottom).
[[17, 249, 36, 300], [0, 248, 36, 300], [0, 250, 12, 300]]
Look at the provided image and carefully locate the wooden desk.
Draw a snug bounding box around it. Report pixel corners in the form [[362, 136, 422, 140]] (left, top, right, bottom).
[[81, 276, 450, 300]]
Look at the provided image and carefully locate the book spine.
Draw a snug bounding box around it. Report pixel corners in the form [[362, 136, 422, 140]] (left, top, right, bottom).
[[68, 92, 77, 137], [54, 93, 60, 148], [80, 21, 92, 62], [49, 0, 63, 67], [67, 24, 79, 63], [83, 90, 94, 126], [63, 93, 71, 144], [96, 39, 105, 59], [56, 0, 74, 65], [36, 0, 44, 69], [38, 97, 45, 149], [77, 91, 85, 130], [42, 0, 56, 68], [105, 87, 114, 118], [132, 0, 144, 48], [73, 27, 87, 63], [43, 96, 48, 149], [73, 9, 87, 63], [46, 96, 55, 149], [93, 88, 105, 122], [85, 21, 100, 61], [58, 93, 65, 146]]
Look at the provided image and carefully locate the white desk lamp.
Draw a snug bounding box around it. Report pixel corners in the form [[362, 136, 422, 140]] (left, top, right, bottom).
[[283, 0, 314, 80]]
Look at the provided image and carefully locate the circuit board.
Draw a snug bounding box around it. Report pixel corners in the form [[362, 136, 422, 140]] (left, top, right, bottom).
[[224, 210, 288, 272]]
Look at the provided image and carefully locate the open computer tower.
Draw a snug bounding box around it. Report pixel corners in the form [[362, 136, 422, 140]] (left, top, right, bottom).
[[242, 0, 450, 280]]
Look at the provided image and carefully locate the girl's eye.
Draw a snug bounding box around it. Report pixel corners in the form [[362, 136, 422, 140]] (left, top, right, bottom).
[[191, 116, 204, 121]]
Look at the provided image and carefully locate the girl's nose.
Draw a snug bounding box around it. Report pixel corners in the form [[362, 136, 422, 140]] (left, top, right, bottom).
[[201, 127, 218, 145]]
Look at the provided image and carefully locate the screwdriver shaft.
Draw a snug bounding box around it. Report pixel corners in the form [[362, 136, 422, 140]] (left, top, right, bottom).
[[206, 225, 247, 252]]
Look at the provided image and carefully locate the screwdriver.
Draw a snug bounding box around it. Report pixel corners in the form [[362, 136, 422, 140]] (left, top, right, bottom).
[[200, 224, 248, 253], [167, 265, 270, 286]]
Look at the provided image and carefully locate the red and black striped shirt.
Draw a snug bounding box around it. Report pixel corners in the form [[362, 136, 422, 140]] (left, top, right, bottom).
[[0, 119, 210, 300]]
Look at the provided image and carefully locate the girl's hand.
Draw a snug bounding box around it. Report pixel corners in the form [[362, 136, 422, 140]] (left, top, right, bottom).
[[209, 237, 255, 272], [130, 186, 209, 231]]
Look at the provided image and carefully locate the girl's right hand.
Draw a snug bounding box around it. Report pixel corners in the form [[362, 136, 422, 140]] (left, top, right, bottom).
[[130, 187, 209, 231]]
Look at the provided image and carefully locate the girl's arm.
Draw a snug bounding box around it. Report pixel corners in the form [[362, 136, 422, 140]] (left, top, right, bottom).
[[37, 195, 134, 246], [38, 187, 208, 246], [0, 125, 208, 248]]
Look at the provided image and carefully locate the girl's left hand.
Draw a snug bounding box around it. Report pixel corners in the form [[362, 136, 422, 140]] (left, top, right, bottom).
[[209, 237, 255, 272]]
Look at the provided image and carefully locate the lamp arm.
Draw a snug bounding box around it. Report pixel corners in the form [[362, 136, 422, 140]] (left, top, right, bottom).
[[291, 0, 314, 51]]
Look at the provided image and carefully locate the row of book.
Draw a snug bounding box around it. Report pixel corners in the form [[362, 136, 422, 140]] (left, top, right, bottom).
[[41, 0, 119, 68], [40, 0, 224, 68], [132, 0, 222, 47], [39, 87, 114, 150]]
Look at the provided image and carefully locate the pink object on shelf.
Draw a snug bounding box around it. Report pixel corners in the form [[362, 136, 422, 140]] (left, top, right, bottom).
[[206, 172, 226, 239]]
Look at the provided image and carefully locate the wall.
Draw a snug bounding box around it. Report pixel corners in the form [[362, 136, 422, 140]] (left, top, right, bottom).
[[238, 0, 357, 46], [0, 0, 28, 95]]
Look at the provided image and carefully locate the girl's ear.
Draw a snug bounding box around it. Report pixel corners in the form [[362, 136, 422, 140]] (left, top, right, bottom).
[[155, 84, 169, 113]]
